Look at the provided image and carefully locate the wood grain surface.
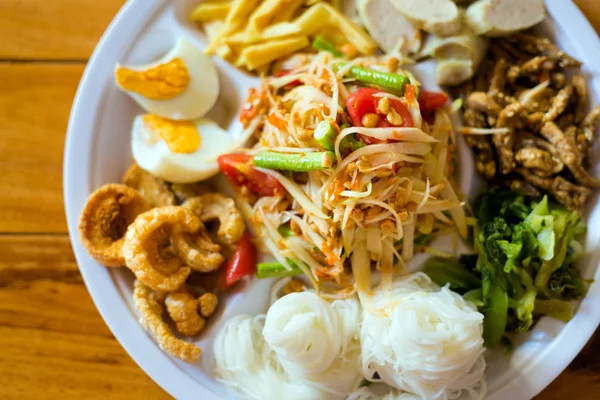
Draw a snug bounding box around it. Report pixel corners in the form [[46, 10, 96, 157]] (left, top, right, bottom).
[[0, 0, 597, 399]]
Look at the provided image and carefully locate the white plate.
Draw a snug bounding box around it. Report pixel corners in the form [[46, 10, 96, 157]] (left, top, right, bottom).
[[64, 1, 600, 399]]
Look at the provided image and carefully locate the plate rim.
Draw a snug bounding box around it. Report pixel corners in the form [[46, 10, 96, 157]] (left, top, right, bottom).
[[63, 1, 600, 399]]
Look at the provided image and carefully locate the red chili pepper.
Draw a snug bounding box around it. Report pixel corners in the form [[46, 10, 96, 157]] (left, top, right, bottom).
[[223, 231, 257, 287]]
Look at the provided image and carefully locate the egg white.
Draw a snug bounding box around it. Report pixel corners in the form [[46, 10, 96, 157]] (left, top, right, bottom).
[[116, 37, 219, 120], [131, 115, 233, 183]]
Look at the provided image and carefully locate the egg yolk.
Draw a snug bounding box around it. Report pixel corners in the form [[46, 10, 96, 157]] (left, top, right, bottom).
[[115, 58, 190, 100], [143, 114, 200, 154]]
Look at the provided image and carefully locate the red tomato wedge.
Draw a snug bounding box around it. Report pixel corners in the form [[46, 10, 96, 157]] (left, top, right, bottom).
[[218, 153, 284, 197], [346, 88, 414, 144], [417, 90, 449, 112], [223, 231, 257, 287]]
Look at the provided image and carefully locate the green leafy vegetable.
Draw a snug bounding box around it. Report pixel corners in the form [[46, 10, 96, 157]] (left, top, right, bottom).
[[422, 257, 481, 292], [425, 189, 587, 347], [548, 264, 588, 300], [534, 299, 573, 322], [463, 289, 484, 308], [483, 285, 508, 346]]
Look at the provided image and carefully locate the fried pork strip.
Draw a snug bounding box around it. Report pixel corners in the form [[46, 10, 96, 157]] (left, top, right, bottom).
[[459, 32, 597, 212]]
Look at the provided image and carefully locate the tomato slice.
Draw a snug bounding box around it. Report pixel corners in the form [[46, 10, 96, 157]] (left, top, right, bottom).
[[346, 87, 380, 127], [418, 90, 449, 112], [346, 87, 414, 144], [218, 153, 284, 197], [346, 88, 414, 128], [223, 231, 257, 287], [387, 99, 414, 128]]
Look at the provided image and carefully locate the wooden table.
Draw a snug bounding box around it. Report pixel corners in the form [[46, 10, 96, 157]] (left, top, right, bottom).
[[0, 0, 598, 398]]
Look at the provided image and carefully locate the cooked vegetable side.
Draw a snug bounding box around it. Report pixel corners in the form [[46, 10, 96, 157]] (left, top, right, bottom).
[[424, 190, 587, 346]]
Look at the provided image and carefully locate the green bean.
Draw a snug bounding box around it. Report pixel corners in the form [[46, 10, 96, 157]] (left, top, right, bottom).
[[314, 121, 337, 151], [348, 66, 408, 95], [312, 35, 342, 57], [277, 223, 294, 238], [253, 151, 334, 171], [257, 261, 303, 279], [339, 134, 365, 154]]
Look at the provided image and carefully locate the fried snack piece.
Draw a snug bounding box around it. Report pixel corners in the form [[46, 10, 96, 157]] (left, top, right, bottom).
[[79, 184, 149, 267], [466, 91, 501, 125], [494, 102, 523, 174], [515, 147, 555, 175], [488, 58, 508, 100], [551, 176, 591, 212], [170, 182, 215, 203], [198, 293, 218, 317], [183, 193, 245, 246], [466, 92, 501, 116], [123, 163, 176, 207], [133, 280, 201, 363], [543, 84, 573, 123], [582, 104, 600, 145], [462, 109, 497, 179], [510, 34, 582, 68], [124, 206, 200, 291], [572, 74, 588, 123], [165, 289, 219, 337], [166, 289, 206, 336], [540, 122, 600, 188], [171, 224, 224, 273], [515, 134, 564, 176]]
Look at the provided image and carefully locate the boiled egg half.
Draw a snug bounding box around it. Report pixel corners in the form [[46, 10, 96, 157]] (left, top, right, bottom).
[[132, 114, 234, 183], [115, 38, 219, 120]]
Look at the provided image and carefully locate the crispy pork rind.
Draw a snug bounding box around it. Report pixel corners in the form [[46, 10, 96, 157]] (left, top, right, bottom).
[[165, 289, 206, 336], [165, 288, 219, 337], [79, 184, 149, 267], [171, 224, 224, 273], [123, 206, 200, 291], [170, 181, 215, 203], [133, 280, 201, 363], [198, 292, 218, 318], [183, 193, 245, 246], [123, 163, 176, 207]]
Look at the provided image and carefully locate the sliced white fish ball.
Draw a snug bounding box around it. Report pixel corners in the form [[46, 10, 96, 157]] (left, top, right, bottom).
[[358, 0, 422, 54], [465, 0, 546, 37]]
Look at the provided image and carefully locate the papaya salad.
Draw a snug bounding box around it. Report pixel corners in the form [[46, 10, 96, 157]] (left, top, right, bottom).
[[218, 50, 467, 297]]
